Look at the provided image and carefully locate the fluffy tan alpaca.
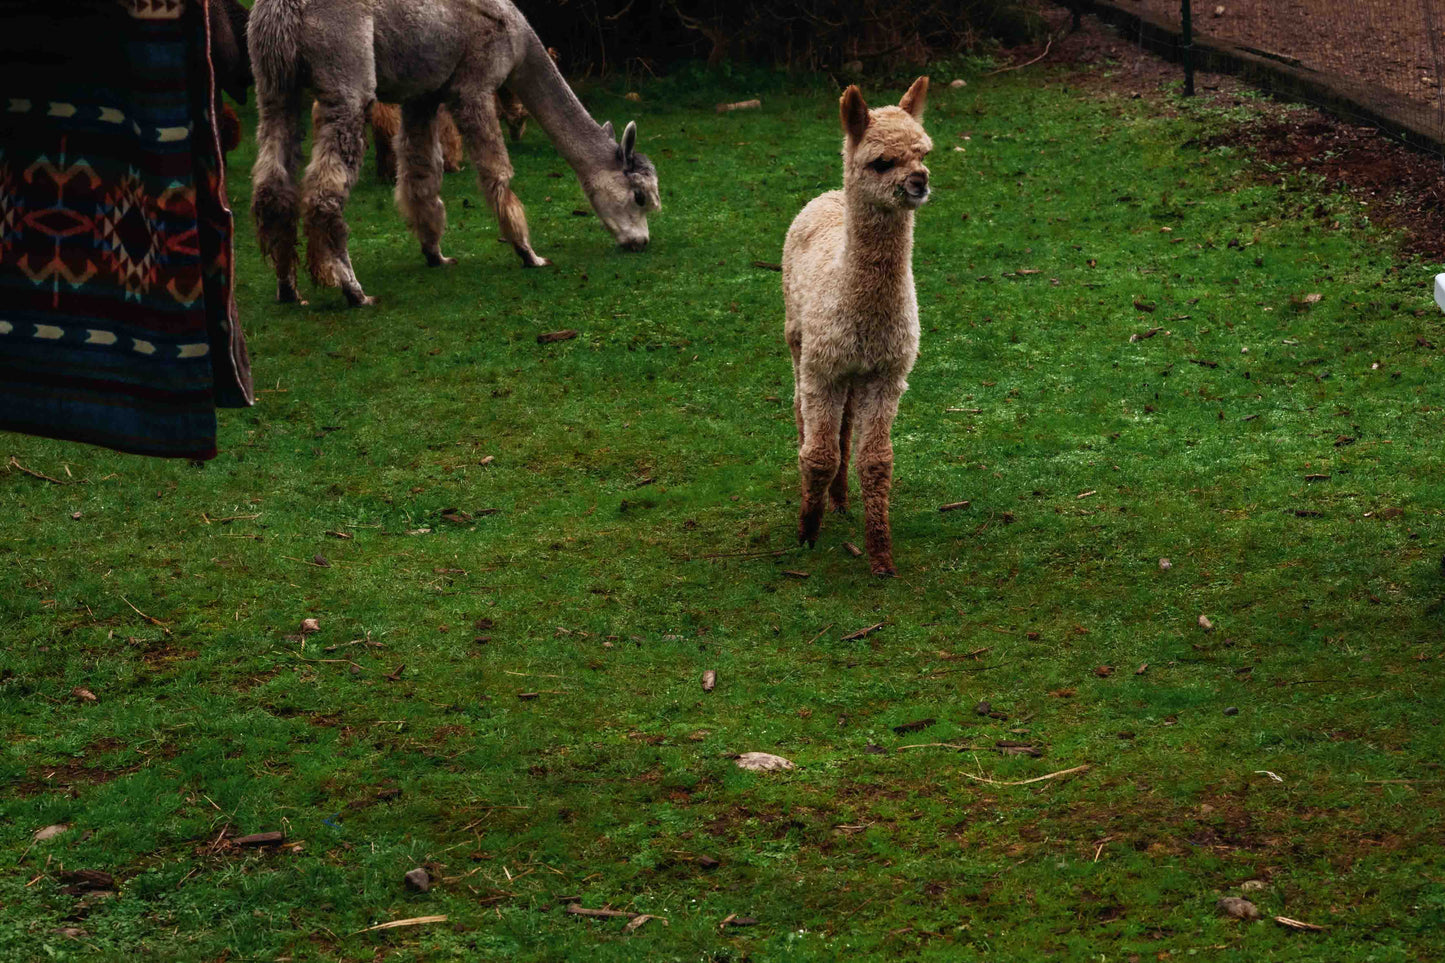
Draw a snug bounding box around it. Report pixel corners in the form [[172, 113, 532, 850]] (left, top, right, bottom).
[[783, 77, 932, 576]]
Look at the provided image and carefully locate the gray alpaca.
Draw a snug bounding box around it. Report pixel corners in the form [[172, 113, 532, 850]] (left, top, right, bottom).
[[248, 0, 661, 306]]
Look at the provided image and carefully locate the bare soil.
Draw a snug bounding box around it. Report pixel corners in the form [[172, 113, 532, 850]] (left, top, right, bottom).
[[1128, 0, 1445, 118], [1013, 6, 1445, 259]]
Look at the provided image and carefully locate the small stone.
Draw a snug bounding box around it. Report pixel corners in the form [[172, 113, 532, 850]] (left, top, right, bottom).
[[1224, 706, 1239, 716], [1159, 557, 1172, 570], [1198, 614, 1214, 631], [1213, 5, 1226, 17], [1240, 879, 1267, 892], [950, 78, 966, 88], [735, 752, 794, 772], [300, 618, 321, 634], [1217, 896, 1261, 920], [404, 867, 431, 892], [624, 91, 641, 102]]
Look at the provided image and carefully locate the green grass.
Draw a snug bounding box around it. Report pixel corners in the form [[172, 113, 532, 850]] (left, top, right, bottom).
[[4, 61, 1445, 962]]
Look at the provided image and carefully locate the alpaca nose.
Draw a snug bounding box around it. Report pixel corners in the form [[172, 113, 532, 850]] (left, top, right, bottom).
[[907, 171, 929, 193]]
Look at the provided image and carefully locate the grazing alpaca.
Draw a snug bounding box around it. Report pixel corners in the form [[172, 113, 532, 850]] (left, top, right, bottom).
[[783, 78, 932, 577], [249, 0, 659, 307]]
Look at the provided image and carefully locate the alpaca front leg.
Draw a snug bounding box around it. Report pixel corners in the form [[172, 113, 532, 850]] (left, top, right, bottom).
[[395, 100, 455, 268], [797, 385, 847, 547], [854, 380, 905, 577], [303, 98, 373, 306], [450, 93, 550, 268]]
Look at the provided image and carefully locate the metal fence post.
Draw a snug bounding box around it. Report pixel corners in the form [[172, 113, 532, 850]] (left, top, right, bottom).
[[1181, 0, 1195, 96]]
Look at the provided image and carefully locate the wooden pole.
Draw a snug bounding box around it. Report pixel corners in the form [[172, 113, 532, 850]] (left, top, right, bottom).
[[1181, 0, 1195, 96]]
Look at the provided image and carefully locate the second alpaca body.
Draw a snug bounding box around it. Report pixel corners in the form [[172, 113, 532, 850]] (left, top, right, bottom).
[[783, 78, 932, 576]]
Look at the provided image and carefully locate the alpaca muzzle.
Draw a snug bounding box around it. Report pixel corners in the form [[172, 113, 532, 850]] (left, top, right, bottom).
[[904, 172, 930, 204]]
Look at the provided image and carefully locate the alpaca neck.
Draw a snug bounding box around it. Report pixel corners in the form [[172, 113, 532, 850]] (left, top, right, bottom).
[[841, 192, 915, 304], [507, 34, 616, 181]]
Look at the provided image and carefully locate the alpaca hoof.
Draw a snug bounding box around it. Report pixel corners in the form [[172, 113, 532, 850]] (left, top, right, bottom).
[[345, 294, 379, 308], [871, 564, 898, 578], [277, 282, 306, 305], [830, 499, 849, 514], [425, 253, 458, 267], [523, 256, 553, 269], [798, 518, 821, 548]]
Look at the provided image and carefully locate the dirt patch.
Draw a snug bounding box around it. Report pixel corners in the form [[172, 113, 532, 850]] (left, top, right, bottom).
[[1011, 10, 1445, 259], [1202, 114, 1445, 258]]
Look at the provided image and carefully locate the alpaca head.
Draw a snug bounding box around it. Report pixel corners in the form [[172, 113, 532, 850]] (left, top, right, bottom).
[[840, 77, 932, 211], [587, 121, 660, 252]]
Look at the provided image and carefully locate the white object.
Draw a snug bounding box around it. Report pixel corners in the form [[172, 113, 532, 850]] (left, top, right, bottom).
[[1434, 273, 1445, 312]]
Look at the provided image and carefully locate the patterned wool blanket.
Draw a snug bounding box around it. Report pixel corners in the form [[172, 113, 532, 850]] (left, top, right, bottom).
[[0, 0, 252, 460]]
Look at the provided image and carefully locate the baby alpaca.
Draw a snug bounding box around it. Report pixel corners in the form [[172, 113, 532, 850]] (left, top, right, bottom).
[[783, 77, 932, 576]]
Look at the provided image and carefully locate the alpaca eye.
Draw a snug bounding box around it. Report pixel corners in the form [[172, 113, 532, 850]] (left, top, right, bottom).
[[868, 158, 896, 173], [633, 190, 647, 207]]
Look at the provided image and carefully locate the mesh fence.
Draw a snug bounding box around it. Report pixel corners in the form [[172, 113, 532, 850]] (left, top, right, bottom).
[[1105, 0, 1445, 149]]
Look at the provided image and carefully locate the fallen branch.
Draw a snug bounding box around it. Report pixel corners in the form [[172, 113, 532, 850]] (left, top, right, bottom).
[[566, 904, 637, 919], [353, 915, 448, 934], [959, 764, 1090, 786], [7, 456, 67, 485], [984, 37, 1053, 76], [717, 99, 761, 113], [119, 595, 170, 635], [897, 743, 984, 752]]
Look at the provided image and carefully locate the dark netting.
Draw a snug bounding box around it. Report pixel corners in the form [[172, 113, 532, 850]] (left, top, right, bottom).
[[1094, 0, 1445, 152]]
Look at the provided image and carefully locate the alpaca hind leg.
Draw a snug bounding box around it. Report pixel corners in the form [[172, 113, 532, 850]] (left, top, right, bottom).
[[450, 92, 550, 268], [797, 384, 848, 548], [369, 101, 401, 182], [830, 385, 855, 513], [303, 95, 372, 305], [438, 107, 465, 171], [789, 340, 805, 448], [854, 380, 904, 576], [395, 100, 454, 267], [252, 85, 306, 303]]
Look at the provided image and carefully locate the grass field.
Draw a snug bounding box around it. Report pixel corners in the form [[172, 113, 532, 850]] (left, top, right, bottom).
[[3, 54, 1444, 962]]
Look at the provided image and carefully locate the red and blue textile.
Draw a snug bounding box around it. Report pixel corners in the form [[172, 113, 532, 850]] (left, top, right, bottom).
[[0, 0, 252, 460]]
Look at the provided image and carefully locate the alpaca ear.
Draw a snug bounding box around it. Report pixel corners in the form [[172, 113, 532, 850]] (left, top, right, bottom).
[[840, 85, 870, 144], [899, 76, 928, 120], [600, 120, 615, 140], [621, 121, 637, 162]]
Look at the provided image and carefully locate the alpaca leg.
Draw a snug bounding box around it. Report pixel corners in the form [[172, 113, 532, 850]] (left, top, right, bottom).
[[369, 101, 401, 182], [830, 384, 856, 513], [797, 384, 848, 548], [395, 100, 454, 268], [252, 85, 306, 304], [497, 87, 528, 142], [438, 107, 465, 172], [450, 92, 550, 268], [854, 379, 905, 577], [789, 339, 805, 448], [303, 94, 372, 306]]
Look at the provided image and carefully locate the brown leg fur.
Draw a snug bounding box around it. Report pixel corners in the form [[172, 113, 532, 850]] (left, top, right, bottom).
[[796, 385, 847, 547], [853, 381, 904, 576], [438, 107, 464, 171], [304, 96, 372, 305], [394, 100, 454, 268], [369, 102, 401, 182], [448, 91, 550, 268], [254, 87, 306, 303]]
